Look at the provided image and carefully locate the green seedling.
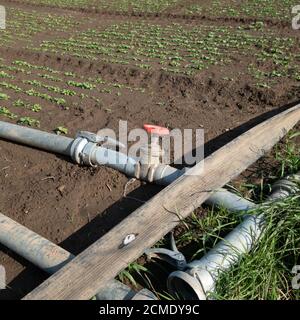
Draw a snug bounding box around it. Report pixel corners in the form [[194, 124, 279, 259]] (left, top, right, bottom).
[[0, 106, 17, 119], [0, 93, 9, 100], [54, 126, 68, 135], [18, 116, 40, 127]]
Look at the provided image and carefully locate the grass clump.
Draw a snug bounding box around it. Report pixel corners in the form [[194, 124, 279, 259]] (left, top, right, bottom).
[[212, 197, 300, 300], [196, 132, 300, 300]]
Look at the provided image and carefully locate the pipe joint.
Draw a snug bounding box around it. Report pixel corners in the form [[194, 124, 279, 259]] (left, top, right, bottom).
[[270, 173, 300, 199], [70, 137, 89, 164], [70, 137, 98, 167], [135, 163, 185, 185], [81, 142, 99, 167]]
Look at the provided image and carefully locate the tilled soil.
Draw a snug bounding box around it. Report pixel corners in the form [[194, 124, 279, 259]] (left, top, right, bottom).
[[0, 1, 299, 299]]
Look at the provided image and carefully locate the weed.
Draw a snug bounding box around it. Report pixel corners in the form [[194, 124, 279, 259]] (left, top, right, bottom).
[[54, 126, 68, 135], [18, 116, 40, 127]]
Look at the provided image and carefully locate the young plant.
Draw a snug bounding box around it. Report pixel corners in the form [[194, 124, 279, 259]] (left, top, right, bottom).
[[18, 117, 40, 127], [54, 126, 68, 135], [0, 93, 9, 100], [0, 106, 17, 119]]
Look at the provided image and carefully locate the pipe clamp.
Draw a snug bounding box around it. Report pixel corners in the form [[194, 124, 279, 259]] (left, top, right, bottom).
[[81, 142, 98, 167], [70, 137, 89, 164]]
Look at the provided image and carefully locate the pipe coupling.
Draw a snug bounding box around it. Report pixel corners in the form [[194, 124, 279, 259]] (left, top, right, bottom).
[[70, 137, 89, 164], [270, 173, 300, 198]]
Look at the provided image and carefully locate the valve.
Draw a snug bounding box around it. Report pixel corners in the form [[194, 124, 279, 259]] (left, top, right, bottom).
[[143, 124, 170, 136], [138, 124, 170, 181], [140, 124, 169, 167]]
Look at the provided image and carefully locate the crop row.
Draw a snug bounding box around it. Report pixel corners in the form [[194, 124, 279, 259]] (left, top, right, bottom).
[[183, 0, 297, 22], [8, 0, 298, 21], [2, 6, 299, 83], [32, 21, 300, 83], [0, 7, 82, 48], [0, 57, 147, 131], [10, 0, 180, 14]]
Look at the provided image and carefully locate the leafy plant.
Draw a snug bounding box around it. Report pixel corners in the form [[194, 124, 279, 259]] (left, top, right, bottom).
[[0, 106, 17, 119], [0, 93, 9, 100], [54, 126, 68, 135], [18, 116, 40, 127]]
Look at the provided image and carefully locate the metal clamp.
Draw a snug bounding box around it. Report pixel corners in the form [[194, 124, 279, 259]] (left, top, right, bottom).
[[71, 131, 125, 166], [76, 131, 125, 149], [144, 232, 187, 270], [70, 137, 89, 164], [272, 173, 300, 194]]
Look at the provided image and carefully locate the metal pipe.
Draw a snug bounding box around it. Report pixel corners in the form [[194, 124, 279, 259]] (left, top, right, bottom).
[[150, 164, 186, 185], [167, 173, 300, 300], [0, 212, 73, 274], [0, 121, 187, 185], [0, 121, 139, 177], [91, 145, 137, 178], [5, 121, 291, 300], [0, 213, 156, 300], [205, 188, 255, 211], [0, 122, 265, 208], [0, 121, 73, 155]]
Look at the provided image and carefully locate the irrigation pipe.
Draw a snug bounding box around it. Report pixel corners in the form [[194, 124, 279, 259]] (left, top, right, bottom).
[[0, 121, 137, 178], [0, 213, 156, 300], [167, 172, 300, 300]]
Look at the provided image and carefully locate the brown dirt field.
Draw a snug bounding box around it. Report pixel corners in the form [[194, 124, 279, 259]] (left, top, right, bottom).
[[0, 1, 299, 299]]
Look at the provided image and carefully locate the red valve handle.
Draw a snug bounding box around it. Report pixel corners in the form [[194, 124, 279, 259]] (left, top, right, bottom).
[[143, 124, 170, 136]]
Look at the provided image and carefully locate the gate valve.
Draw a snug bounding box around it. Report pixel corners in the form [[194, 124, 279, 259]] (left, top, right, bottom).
[[143, 124, 170, 137], [140, 124, 170, 167]]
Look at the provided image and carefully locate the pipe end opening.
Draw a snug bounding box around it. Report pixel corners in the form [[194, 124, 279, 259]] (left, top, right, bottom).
[[167, 271, 207, 300]]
